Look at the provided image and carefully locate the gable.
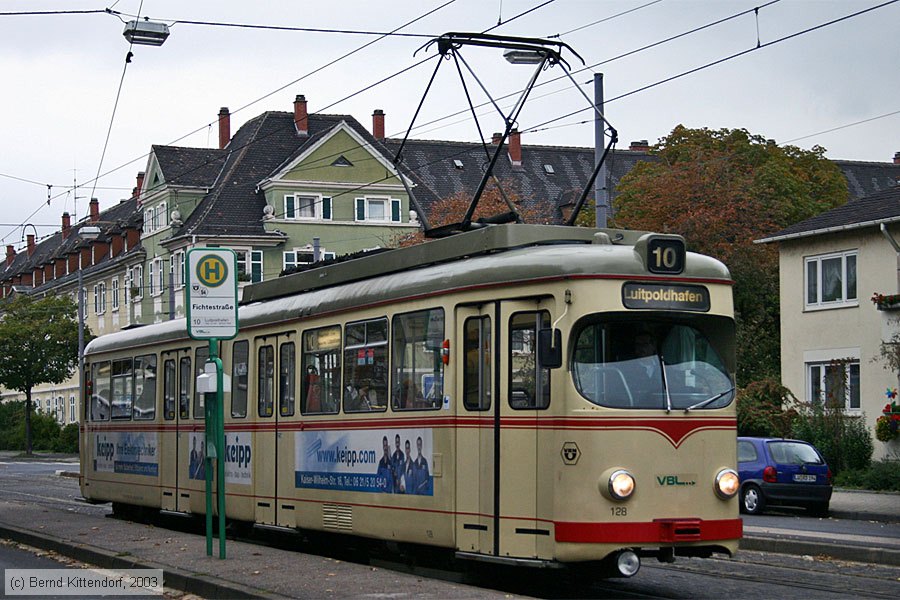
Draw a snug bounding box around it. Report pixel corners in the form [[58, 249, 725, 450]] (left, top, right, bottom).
[[277, 123, 402, 186]]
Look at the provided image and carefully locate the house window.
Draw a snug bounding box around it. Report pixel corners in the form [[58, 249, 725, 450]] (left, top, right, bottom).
[[355, 197, 401, 223], [172, 251, 185, 289], [93, 282, 107, 315], [283, 247, 335, 271], [284, 194, 331, 220], [69, 395, 76, 422], [805, 251, 857, 309], [149, 260, 157, 296], [807, 359, 860, 410], [112, 278, 120, 311], [236, 250, 263, 283], [130, 265, 143, 301]]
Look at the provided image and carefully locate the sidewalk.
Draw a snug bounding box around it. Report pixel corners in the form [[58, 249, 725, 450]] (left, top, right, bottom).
[[828, 488, 900, 523]]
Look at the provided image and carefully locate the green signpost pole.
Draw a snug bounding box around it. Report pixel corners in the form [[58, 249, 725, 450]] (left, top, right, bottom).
[[187, 247, 238, 561], [203, 339, 226, 558]]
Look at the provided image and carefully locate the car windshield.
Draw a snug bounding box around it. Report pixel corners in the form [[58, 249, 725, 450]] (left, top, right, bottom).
[[767, 441, 824, 465], [572, 317, 734, 410]]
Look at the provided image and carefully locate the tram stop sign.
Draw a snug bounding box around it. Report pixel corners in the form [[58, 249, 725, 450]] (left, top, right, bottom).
[[186, 248, 239, 340]]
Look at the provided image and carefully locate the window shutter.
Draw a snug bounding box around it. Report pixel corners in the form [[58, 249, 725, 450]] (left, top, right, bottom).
[[355, 198, 365, 222], [322, 197, 332, 220], [285, 195, 295, 219], [391, 198, 401, 222]]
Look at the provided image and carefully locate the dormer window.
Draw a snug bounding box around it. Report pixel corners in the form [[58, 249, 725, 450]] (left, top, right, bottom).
[[543, 164, 555, 174], [453, 159, 464, 169]]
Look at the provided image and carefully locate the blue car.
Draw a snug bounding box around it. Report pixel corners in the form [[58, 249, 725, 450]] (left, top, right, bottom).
[[737, 437, 833, 516]]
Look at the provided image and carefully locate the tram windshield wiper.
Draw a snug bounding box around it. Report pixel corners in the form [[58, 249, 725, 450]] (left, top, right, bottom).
[[684, 386, 735, 412], [659, 356, 672, 414]]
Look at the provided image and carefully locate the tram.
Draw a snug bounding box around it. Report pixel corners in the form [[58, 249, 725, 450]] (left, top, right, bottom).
[[80, 224, 741, 577]]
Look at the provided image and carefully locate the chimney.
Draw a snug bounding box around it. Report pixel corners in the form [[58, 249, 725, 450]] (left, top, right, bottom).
[[61, 212, 71, 240], [629, 140, 650, 152], [218, 107, 231, 149], [6, 245, 14, 267], [508, 128, 522, 167], [294, 95, 308, 136], [132, 171, 145, 200], [372, 109, 385, 140], [26, 234, 35, 256], [492, 132, 503, 145], [90, 197, 100, 223], [894, 151, 900, 165]]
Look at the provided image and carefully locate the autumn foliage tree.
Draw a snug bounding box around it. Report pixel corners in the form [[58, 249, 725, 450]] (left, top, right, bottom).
[[396, 179, 544, 247], [610, 126, 848, 385]]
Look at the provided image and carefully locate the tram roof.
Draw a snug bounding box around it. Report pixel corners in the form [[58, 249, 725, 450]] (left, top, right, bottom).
[[242, 224, 706, 304]]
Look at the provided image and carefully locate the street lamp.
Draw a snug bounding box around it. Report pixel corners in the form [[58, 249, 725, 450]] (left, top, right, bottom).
[[77, 226, 100, 409], [123, 20, 170, 47]]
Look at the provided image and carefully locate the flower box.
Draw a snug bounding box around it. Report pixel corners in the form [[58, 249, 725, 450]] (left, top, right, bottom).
[[872, 292, 900, 311]]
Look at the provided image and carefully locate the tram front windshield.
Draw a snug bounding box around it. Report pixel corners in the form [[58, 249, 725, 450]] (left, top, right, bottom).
[[572, 316, 734, 410]]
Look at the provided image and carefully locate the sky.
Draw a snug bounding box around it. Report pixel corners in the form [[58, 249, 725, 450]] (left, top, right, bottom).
[[0, 0, 897, 247]]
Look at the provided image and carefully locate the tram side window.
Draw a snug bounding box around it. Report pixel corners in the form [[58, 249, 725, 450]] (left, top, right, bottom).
[[258, 344, 274, 417], [231, 340, 249, 418], [343, 318, 388, 412], [90, 361, 111, 421], [133, 354, 157, 420], [193, 346, 210, 419], [280, 342, 296, 417], [179, 357, 191, 419], [463, 316, 492, 411], [163, 359, 176, 420], [301, 326, 341, 415], [111, 358, 134, 419], [392, 308, 444, 410], [509, 311, 551, 410]]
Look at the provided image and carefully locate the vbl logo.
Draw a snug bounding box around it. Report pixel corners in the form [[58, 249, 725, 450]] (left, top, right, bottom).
[[656, 475, 696, 486]]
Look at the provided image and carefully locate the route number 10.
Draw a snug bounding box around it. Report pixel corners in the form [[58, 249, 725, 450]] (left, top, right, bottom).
[[647, 238, 685, 274]]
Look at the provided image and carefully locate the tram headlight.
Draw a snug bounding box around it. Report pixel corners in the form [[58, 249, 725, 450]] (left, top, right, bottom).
[[715, 468, 740, 499], [600, 469, 636, 501]]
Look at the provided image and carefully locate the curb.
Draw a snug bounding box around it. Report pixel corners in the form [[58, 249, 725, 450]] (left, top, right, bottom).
[[0, 522, 274, 599], [740, 536, 900, 567]]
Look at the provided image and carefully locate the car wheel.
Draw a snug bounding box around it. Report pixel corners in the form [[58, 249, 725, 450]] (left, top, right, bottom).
[[806, 502, 829, 517], [741, 484, 765, 515]]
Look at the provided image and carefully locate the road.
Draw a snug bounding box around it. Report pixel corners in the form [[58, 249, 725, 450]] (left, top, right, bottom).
[[0, 460, 897, 598]]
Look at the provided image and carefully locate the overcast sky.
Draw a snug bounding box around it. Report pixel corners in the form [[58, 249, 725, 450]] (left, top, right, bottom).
[[1, 0, 897, 247]]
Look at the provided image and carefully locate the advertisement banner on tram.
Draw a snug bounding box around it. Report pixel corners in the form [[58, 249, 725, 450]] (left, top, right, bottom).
[[188, 432, 252, 484], [295, 429, 433, 495], [93, 432, 159, 477]]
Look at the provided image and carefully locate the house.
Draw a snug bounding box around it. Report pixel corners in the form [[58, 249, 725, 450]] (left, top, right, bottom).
[[757, 181, 900, 459]]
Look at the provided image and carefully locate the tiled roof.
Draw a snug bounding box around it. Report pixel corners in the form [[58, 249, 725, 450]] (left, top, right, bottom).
[[834, 159, 900, 199], [757, 186, 900, 243], [152, 145, 227, 190], [381, 138, 652, 224]]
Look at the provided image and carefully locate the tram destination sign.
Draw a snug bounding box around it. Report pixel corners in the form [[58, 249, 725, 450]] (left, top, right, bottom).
[[622, 282, 710, 312], [186, 248, 239, 340]]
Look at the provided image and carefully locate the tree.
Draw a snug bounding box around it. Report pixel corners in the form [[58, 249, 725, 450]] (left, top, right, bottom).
[[609, 126, 848, 385], [395, 179, 544, 247], [0, 294, 83, 455]]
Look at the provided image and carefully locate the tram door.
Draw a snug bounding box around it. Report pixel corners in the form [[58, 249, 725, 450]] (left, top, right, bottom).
[[455, 301, 550, 559], [159, 348, 192, 513], [253, 333, 295, 526], [455, 306, 495, 555]]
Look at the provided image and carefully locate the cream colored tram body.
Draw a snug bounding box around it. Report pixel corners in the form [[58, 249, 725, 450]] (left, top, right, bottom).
[[81, 225, 741, 576]]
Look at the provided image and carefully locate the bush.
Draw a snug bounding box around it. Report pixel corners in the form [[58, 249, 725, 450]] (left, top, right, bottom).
[[26, 411, 63, 452], [55, 423, 79, 453], [834, 459, 900, 492], [792, 404, 873, 475], [737, 378, 798, 437], [0, 401, 24, 450]]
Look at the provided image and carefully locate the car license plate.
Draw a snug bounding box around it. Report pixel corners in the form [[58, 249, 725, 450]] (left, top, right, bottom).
[[793, 474, 816, 482]]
